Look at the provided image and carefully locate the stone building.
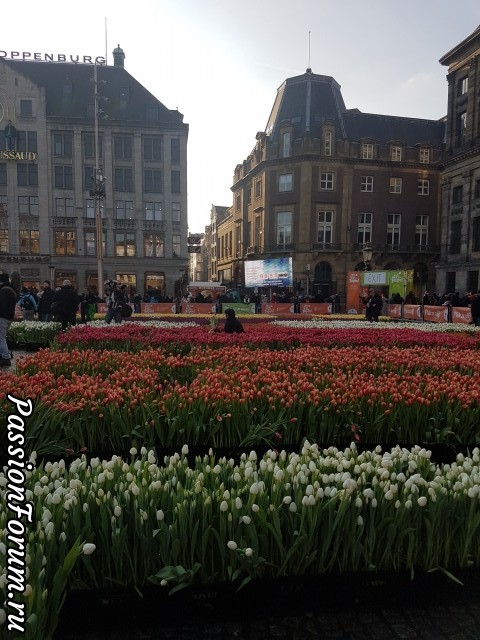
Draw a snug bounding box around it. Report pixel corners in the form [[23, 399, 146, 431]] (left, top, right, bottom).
[[437, 25, 480, 294], [0, 45, 188, 296]]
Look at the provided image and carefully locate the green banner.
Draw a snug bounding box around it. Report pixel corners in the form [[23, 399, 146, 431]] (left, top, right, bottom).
[[388, 270, 407, 298], [220, 303, 256, 314]]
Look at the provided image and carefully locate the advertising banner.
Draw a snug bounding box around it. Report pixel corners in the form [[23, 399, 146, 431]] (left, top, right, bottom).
[[362, 271, 387, 286], [346, 271, 361, 314], [244, 258, 293, 288], [403, 305, 423, 321], [387, 304, 402, 319], [183, 303, 217, 314], [261, 303, 295, 315], [299, 303, 333, 314], [141, 303, 177, 314], [220, 303, 256, 314], [422, 305, 449, 323], [388, 270, 407, 298], [451, 306, 472, 325]]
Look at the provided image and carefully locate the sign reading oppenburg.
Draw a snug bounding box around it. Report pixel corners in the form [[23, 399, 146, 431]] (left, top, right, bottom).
[[0, 51, 106, 65]]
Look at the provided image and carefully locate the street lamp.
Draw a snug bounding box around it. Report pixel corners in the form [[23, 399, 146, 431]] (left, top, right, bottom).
[[362, 243, 373, 271]]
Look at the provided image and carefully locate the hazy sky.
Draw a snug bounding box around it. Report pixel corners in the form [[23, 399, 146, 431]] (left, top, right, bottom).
[[2, 1, 479, 231]]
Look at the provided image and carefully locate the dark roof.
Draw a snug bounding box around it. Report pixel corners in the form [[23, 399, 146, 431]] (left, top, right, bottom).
[[264, 68, 444, 147], [3, 60, 187, 128]]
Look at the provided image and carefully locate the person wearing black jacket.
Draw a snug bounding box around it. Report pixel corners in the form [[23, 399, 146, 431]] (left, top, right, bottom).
[[364, 288, 383, 322], [224, 308, 245, 333], [0, 273, 17, 366], [52, 279, 80, 329], [38, 280, 55, 322]]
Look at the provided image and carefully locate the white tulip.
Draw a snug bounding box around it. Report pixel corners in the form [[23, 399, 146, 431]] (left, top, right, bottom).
[[227, 540, 237, 550], [83, 543, 96, 556]]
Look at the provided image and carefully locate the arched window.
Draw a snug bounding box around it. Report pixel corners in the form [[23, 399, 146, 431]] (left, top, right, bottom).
[[282, 132, 291, 158]]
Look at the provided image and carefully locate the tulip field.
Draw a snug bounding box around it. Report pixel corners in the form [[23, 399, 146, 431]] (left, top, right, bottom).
[[1, 318, 480, 639]]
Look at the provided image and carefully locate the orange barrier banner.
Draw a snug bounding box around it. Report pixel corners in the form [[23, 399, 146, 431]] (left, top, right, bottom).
[[387, 304, 402, 319], [451, 306, 472, 324], [261, 303, 295, 314], [299, 303, 333, 314], [141, 303, 177, 314], [423, 305, 449, 323], [182, 303, 217, 314], [403, 305, 423, 321], [346, 271, 361, 314]]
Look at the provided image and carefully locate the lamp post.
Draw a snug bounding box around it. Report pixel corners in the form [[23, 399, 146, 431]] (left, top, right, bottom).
[[90, 64, 107, 299], [362, 243, 373, 271]]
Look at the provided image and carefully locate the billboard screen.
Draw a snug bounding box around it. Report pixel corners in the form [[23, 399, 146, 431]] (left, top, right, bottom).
[[244, 257, 293, 287]]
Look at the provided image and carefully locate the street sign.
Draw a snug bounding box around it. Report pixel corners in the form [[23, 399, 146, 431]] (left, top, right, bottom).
[[188, 236, 202, 244], [188, 245, 201, 253]]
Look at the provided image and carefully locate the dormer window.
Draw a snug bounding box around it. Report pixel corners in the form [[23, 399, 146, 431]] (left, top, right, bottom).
[[324, 130, 332, 156], [362, 143, 373, 160], [391, 145, 402, 161], [419, 148, 430, 164]]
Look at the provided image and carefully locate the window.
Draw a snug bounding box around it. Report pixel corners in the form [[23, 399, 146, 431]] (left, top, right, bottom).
[[144, 233, 164, 257], [114, 136, 132, 160], [20, 230, 40, 254], [20, 100, 32, 116], [279, 173, 293, 192], [450, 220, 462, 254], [85, 231, 96, 256], [172, 202, 181, 222], [282, 132, 291, 158], [475, 179, 480, 199], [16, 131, 37, 153], [457, 112, 467, 146], [0, 195, 7, 216], [83, 133, 102, 158], [358, 213, 372, 245], [452, 185, 463, 205], [171, 138, 180, 163], [324, 131, 332, 156], [171, 170, 180, 193], [317, 210, 333, 244], [85, 199, 95, 218], [415, 215, 429, 246], [54, 165, 73, 189], [276, 211, 292, 246], [0, 164, 7, 186], [18, 163, 38, 186], [361, 175, 374, 192], [391, 146, 402, 161], [467, 271, 478, 293], [0, 229, 8, 254], [115, 232, 136, 257], [473, 217, 480, 252], [115, 200, 134, 219], [389, 177, 402, 194], [255, 178, 262, 199], [387, 214, 401, 245], [114, 167, 133, 192], [362, 143, 373, 160], [419, 148, 430, 164], [84, 165, 95, 191], [247, 188, 252, 205], [459, 76, 469, 95], [319, 172, 334, 190], [55, 197, 73, 217], [144, 136, 162, 161], [145, 202, 163, 221], [235, 194, 241, 211], [54, 230, 76, 255], [53, 133, 73, 157], [446, 272, 456, 293], [172, 234, 181, 256], [417, 179, 430, 196]]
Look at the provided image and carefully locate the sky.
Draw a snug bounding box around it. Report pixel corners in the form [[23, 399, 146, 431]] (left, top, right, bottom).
[[2, 1, 480, 232]]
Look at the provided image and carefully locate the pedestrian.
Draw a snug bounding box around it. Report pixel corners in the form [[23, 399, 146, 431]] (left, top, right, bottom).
[[80, 288, 97, 323], [223, 308, 244, 333], [104, 280, 124, 324], [0, 273, 16, 367], [51, 279, 81, 330], [37, 280, 55, 322], [468, 291, 480, 326], [363, 288, 383, 322], [18, 286, 37, 320]]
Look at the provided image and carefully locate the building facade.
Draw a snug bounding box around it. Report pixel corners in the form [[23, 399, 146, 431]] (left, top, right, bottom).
[[201, 27, 480, 300], [0, 46, 188, 296], [437, 25, 480, 294]]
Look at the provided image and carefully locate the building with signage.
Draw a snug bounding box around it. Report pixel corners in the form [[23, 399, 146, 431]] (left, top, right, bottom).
[[0, 46, 188, 296], [199, 26, 480, 301]]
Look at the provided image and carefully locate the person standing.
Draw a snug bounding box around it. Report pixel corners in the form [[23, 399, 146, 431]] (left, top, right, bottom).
[[0, 273, 17, 367], [364, 288, 383, 322], [37, 280, 55, 322], [18, 287, 37, 320], [104, 280, 124, 324], [51, 279, 80, 330], [468, 291, 480, 326]]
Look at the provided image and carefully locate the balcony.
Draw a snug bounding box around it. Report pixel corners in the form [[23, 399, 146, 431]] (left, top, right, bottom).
[[312, 242, 341, 251], [114, 219, 136, 229], [143, 220, 166, 231], [264, 243, 295, 253]]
